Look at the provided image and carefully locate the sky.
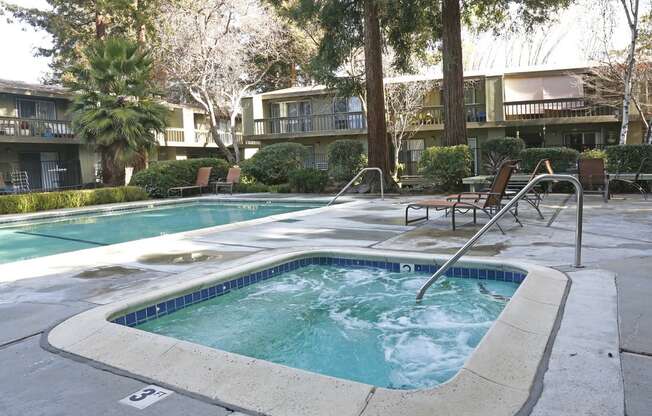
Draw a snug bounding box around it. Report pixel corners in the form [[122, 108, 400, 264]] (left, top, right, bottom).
[[0, 0, 637, 84]]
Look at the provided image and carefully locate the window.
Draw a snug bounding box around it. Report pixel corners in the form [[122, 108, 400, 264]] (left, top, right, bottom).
[[563, 132, 599, 152], [333, 97, 364, 129], [17, 99, 56, 120], [269, 101, 312, 133]]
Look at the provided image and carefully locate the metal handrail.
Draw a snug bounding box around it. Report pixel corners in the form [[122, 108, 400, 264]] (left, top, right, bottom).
[[416, 174, 584, 301], [327, 168, 384, 206]]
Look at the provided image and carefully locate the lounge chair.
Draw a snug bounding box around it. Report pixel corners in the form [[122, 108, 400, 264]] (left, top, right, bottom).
[[609, 157, 648, 200], [10, 170, 30, 194], [168, 167, 212, 198], [405, 160, 520, 234], [503, 158, 554, 219], [214, 167, 241, 195], [578, 158, 607, 201]]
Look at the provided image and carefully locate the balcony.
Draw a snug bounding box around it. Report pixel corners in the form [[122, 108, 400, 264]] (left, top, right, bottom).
[[160, 127, 185, 143], [413, 104, 486, 126], [0, 117, 75, 140], [503, 98, 615, 121], [253, 112, 366, 136], [196, 130, 245, 146]]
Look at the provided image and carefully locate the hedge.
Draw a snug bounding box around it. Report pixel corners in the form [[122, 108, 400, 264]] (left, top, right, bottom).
[[0, 186, 149, 215], [130, 158, 230, 198], [241, 143, 308, 185], [327, 140, 367, 182], [520, 147, 579, 173], [605, 144, 652, 173], [482, 137, 525, 174], [288, 168, 329, 193], [419, 145, 472, 191]]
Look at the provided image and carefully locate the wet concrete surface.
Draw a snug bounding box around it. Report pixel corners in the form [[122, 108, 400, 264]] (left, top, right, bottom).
[[0, 194, 650, 415]]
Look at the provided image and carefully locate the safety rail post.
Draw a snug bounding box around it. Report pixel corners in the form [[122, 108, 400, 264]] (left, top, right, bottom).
[[416, 174, 583, 301], [327, 168, 384, 206]]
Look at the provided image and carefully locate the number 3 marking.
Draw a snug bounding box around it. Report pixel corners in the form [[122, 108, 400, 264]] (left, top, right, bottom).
[[130, 388, 157, 402]]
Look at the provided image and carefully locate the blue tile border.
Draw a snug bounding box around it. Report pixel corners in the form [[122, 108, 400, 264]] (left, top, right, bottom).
[[110, 256, 528, 328]]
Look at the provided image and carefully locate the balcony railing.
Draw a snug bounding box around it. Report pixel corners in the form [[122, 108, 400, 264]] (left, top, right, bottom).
[[160, 127, 185, 143], [253, 112, 366, 136], [0, 116, 74, 139], [196, 130, 243, 146], [413, 104, 486, 126], [504, 98, 615, 121]]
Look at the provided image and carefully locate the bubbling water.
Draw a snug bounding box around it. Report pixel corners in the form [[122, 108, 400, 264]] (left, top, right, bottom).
[[139, 264, 518, 389]]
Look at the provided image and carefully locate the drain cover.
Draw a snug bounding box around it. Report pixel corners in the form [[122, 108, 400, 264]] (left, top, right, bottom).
[[277, 218, 302, 223]]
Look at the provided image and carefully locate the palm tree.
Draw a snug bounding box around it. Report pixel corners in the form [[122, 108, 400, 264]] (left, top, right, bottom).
[[70, 37, 167, 186]]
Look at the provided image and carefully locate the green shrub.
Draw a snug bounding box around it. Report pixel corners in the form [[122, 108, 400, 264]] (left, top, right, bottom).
[[234, 182, 274, 193], [241, 143, 308, 185], [130, 158, 230, 198], [580, 148, 608, 161], [288, 168, 329, 193], [482, 137, 525, 174], [520, 147, 579, 173], [0, 186, 148, 215], [327, 139, 367, 182], [605, 144, 652, 172], [419, 145, 472, 191]]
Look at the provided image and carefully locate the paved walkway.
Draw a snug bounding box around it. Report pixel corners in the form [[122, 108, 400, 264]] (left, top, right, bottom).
[[0, 193, 650, 415]]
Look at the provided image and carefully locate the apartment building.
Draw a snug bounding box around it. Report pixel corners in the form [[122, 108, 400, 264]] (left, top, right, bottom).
[[0, 79, 245, 191], [242, 65, 640, 176]]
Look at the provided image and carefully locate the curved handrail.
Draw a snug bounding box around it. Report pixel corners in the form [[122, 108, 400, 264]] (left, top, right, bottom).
[[327, 167, 384, 206], [416, 174, 583, 301]]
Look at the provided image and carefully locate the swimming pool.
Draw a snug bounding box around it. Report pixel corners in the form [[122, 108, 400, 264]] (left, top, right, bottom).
[[128, 257, 523, 389], [0, 201, 321, 264]]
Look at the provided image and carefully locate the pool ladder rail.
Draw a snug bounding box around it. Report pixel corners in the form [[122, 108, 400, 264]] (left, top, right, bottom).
[[328, 168, 384, 206], [416, 174, 585, 301]]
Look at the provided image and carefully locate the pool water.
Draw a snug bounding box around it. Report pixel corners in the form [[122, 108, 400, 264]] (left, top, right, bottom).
[[138, 265, 518, 389], [0, 202, 320, 264]]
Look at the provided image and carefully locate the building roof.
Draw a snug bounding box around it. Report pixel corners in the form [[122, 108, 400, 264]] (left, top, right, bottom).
[[249, 63, 596, 98], [0, 78, 71, 98]]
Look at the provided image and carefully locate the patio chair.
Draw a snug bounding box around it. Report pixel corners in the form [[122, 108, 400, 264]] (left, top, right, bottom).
[[578, 158, 607, 201], [405, 160, 520, 234], [10, 170, 30, 194], [609, 157, 648, 200], [214, 167, 241, 195], [504, 158, 554, 219], [168, 167, 212, 198]]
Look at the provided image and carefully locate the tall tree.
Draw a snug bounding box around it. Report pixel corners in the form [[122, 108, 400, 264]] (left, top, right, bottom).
[[1, 0, 164, 82], [616, 0, 641, 144], [70, 37, 167, 185], [268, 1, 436, 187], [157, 0, 300, 164], [391, 0, 574, 146]]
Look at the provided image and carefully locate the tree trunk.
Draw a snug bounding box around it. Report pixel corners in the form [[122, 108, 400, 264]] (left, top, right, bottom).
[[620, 0, 640, 145], [363, 0, 392, 189], [442, 0, 467, 146], [100, 144, 125, 186], [230, 112, 241, 164], [206, 100, 235, 164]]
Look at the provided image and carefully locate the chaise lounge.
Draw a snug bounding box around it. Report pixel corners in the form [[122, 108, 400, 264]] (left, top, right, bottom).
[[168, 167, 212, 198]]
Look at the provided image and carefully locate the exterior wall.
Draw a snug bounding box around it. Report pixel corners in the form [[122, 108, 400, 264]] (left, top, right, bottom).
[[485, 76, 503, 122], [78, 144, 98, 183], [242, 97, 254, 136]]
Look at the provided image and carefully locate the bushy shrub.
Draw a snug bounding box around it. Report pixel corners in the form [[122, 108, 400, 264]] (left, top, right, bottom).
[[327, 140, 367, 182], [419, 145, 472, 191], [130, 158, 230, 198], [482, 137, 525, 174], [241, 143, 308, 185], [580, 148, 608, 160], [288, 168, 329, 193], [234, 182, 274, 193], [605, 144, 652, 173], [520, 147, 579, 173], [0, 186, 148, 215]]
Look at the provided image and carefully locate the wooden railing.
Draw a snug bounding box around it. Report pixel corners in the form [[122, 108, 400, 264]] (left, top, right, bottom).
[[160, 127, 185, 143], [503, 98, 615, 121], [253, 112, 366, 136], [0, 116, 74, 139], [196, 130, 243, 146], [413, 104, 486, 126]]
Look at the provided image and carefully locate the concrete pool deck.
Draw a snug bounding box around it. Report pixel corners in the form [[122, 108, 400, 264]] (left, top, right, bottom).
[[0, 193, 650, 415]]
